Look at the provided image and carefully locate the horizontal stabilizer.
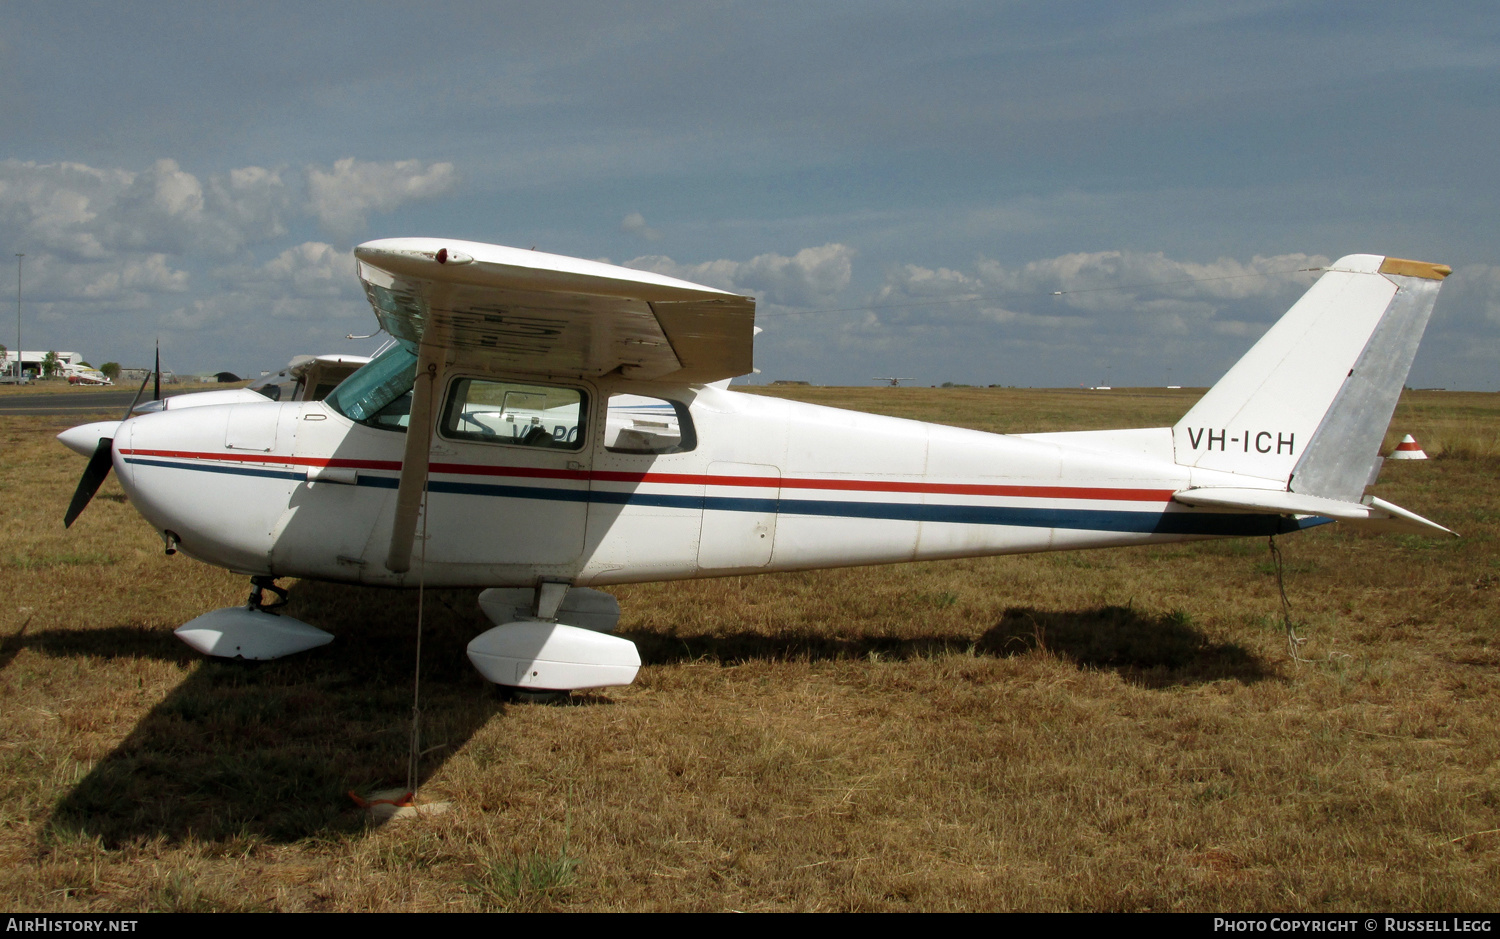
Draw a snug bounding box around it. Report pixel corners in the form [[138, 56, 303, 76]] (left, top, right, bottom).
[[1172, 487, 1455, 538]]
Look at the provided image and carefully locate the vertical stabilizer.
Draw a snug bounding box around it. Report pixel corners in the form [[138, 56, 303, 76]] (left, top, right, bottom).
[[1173, 255, 1449, 498]]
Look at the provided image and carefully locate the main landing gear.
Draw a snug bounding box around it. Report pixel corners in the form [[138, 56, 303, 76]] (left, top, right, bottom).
[[467, 583, 640, 701], [168, 577, 642, 699]]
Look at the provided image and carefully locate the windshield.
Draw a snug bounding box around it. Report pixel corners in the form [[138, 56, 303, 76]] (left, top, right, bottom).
[[249, 369, 297, 401], [324, 344, 417, 429]]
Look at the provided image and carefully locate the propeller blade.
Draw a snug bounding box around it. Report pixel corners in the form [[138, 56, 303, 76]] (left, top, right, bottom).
[[153, 342, 161, 401], [64, 437, 114, 528], [123, 369, 152, 419]]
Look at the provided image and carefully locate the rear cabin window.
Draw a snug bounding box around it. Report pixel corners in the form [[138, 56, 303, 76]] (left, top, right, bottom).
[[442, 378, 586, 450], [603, 394, 695, 454]]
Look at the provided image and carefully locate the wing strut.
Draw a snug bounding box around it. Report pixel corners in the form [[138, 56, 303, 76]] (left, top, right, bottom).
[[386, 342, 447, 574]]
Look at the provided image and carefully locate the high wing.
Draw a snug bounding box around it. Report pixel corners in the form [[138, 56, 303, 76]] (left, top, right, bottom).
[[353, 238, 755, 384], [354, 237, 756, 574]]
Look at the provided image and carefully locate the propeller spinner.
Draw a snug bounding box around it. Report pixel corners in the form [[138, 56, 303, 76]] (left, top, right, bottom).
[[60, 344, 160, 527]]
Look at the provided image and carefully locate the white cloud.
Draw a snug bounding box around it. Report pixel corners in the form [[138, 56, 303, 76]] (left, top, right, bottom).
[[871, 250, 1329, 337], [975, 250, 1325, 311], [260, 241, 355, 298], [305, 158, 457, 241], [0, 157, 459, 373], [82, 254, 191, 298], [620, 211, 661, 241], [10, 251, 191, 309], [208, 165, 293, 245], [213, 242, 366, 321], [159, 253, 368, 332], [1438, 264, 1500, 329], [0, 158, 447, 355], [2, 157, 456, 258], [627, 254, 740, 292], [626, 243, 855, 307], [0, 158, 295, 259], [0, 160, 131, 259], [737, 244, 856, 307], [880, 264, 981, 299], [749, 249, 1355, 386], [159, 299, 226, 332], [106, 159, 208, 253]]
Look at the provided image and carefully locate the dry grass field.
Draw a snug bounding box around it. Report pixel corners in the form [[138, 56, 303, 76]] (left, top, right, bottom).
[[1, 386, 1496, 912]]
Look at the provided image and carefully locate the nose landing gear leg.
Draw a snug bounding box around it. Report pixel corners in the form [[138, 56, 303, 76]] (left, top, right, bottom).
[[248, 576, 289, 613]]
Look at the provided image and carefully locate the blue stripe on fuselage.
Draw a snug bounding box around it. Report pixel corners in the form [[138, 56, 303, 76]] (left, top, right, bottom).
[[124, 457, 1324, 537], [127, 457, 307, 483]]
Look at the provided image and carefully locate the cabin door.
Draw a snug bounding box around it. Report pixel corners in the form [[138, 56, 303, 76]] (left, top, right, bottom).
[[420, 376, 591, 567]]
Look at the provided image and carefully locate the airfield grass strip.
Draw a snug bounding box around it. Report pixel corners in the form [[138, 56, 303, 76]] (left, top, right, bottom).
[[0, 389, 1496, 911]]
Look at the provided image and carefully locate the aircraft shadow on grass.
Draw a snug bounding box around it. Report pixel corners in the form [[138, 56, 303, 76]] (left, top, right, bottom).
[[33, 580, 511, 847], [635, 604, 1272, 689], [975, 605, 1272, 688], [17, 585, 1266, 846]]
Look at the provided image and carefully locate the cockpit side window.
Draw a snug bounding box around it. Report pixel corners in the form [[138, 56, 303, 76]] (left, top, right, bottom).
[[324, 345, 417, 431], [440, 378, 587, 450]]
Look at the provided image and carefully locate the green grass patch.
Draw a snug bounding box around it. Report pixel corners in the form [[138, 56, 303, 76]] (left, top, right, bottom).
[[467, 848, 580, 911], [7, 551, 117, 570]]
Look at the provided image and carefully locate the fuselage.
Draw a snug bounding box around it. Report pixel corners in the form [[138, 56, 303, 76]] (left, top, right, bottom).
[[110, 377, 1308, 588]]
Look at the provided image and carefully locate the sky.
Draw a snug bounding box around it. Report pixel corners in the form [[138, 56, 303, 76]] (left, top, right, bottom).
[[2, 1, 1498, 389]]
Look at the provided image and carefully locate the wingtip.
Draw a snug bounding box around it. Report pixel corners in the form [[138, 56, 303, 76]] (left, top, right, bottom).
[[1380, 257, 1452, 280]]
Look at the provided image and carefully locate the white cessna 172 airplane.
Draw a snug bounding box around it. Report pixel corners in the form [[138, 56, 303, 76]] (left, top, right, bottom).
[[57, 239, 1453, 695]]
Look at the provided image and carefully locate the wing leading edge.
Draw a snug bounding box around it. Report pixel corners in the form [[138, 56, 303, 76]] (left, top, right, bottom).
[[354, 238, 756, 383]]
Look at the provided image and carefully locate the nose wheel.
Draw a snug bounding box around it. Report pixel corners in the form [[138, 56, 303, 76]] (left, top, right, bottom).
[[502, 686, 571, 705], [174, 576, 332, 660]]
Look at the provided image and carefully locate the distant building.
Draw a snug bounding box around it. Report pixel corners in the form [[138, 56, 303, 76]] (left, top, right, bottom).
[[2, 350, 84, 378], [119, 367, 177, 383]]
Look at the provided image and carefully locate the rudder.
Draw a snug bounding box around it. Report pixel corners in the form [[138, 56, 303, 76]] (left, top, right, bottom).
[[1172, 255, 1449, 499]]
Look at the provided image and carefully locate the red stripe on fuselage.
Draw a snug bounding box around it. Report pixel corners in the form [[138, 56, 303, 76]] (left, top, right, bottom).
[[119, 448, 1174, 503], [122, 448, 402, 471]]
